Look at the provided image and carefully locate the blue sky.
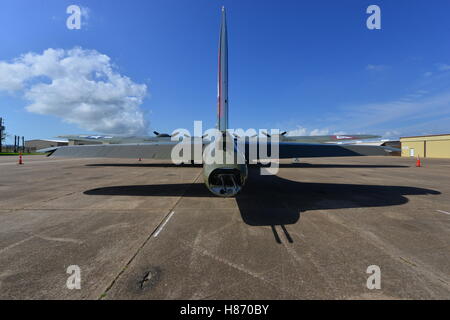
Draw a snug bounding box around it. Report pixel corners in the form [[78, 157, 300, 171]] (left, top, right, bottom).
[[1, 0, 450, 144]]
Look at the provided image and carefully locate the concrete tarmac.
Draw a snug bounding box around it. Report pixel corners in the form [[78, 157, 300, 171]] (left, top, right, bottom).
[[0, 155, 449, 299]]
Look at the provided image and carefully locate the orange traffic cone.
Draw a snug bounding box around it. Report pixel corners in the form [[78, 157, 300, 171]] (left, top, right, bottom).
[[18, 152, 24, 165], [138, 158, 142, 162], [416, 156, 421, 167]]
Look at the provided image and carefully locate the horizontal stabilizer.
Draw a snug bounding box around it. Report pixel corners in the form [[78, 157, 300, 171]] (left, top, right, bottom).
[[42, 140, 398, 161]]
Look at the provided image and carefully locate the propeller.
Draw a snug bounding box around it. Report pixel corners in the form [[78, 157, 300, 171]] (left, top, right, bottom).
[[261, 131, 287, 138], [153, 131, 182, 138], [183, 133, 209, 139], [232, 133, 258, 139]]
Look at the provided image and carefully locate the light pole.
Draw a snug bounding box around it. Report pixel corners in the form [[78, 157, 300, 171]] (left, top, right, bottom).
[[0, 117, 3, 153]]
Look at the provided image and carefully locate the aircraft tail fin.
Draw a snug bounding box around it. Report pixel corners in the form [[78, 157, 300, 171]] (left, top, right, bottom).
[[217, 6, 228, 132]]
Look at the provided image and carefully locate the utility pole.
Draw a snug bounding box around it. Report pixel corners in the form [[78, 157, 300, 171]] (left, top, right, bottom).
[[0, 117, 3, 153], [22, 136, 25, 153]]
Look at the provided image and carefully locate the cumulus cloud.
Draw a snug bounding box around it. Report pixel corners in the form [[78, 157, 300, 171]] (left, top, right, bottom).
[[286, 126, 308, 136], [309, 128, 330, 136], [0, 47, 148, 135], [287, 126, 329, 136]]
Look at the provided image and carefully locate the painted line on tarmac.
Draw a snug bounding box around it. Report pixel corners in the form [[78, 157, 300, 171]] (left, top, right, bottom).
[[436, 210, 450, 216], [153, 211, 175, 238]]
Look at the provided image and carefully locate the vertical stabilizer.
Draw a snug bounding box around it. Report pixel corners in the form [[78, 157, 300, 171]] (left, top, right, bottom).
[[217, 6, 229, 132]]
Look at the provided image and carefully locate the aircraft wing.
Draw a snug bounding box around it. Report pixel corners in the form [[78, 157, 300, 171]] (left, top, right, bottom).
[[244, 141, 398, 160], [284, 134, 381, 143], [39, 142, 183, 159]]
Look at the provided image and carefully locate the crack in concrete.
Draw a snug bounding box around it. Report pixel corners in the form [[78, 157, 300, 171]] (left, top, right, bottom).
[[139, 271, 151, 289]]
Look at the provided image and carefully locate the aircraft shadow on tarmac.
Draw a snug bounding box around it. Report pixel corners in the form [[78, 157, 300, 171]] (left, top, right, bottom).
[[86, 163, 204, 168], [86, 163, 409, 169], [84, 165, 439, 243]]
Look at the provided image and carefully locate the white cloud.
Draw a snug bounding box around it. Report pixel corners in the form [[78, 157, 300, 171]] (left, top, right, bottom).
[[382, 130, 400, 138], [0, 47, 148, 135], [366, 64, 387, 71], [286, 126, 329, 136], [309, 128, 330, 136], [437, 64, 450, 71], [80, 6, 90, 28], [286, 126, 308, 136], [337, 90, 450, 136]]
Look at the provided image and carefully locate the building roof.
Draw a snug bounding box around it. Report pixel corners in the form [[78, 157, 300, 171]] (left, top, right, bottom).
[[26, 139, 68, 143], [400, 133, 450, 139]]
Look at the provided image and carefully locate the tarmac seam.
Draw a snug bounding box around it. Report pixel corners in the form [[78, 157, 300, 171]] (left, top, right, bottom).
[[0, 235, 35, 255], [39, 192, 78, 204], [181, 240, 301, 299], [0, 226, 83, 255], [356, 229, 450, 292], [3, 208, 167, 212], [317, 211, 450, 296], [98, 170, 203, 300], [269, 177, 337, 298]]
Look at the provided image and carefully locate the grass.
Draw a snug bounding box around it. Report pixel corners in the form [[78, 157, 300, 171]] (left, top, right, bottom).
[[0, 152, 44, 156]]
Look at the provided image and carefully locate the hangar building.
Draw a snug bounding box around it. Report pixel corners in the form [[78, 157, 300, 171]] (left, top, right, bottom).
[[68, 139, 102, 146], [25, 139, 68, 152], [400, 134, 450, 159]]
